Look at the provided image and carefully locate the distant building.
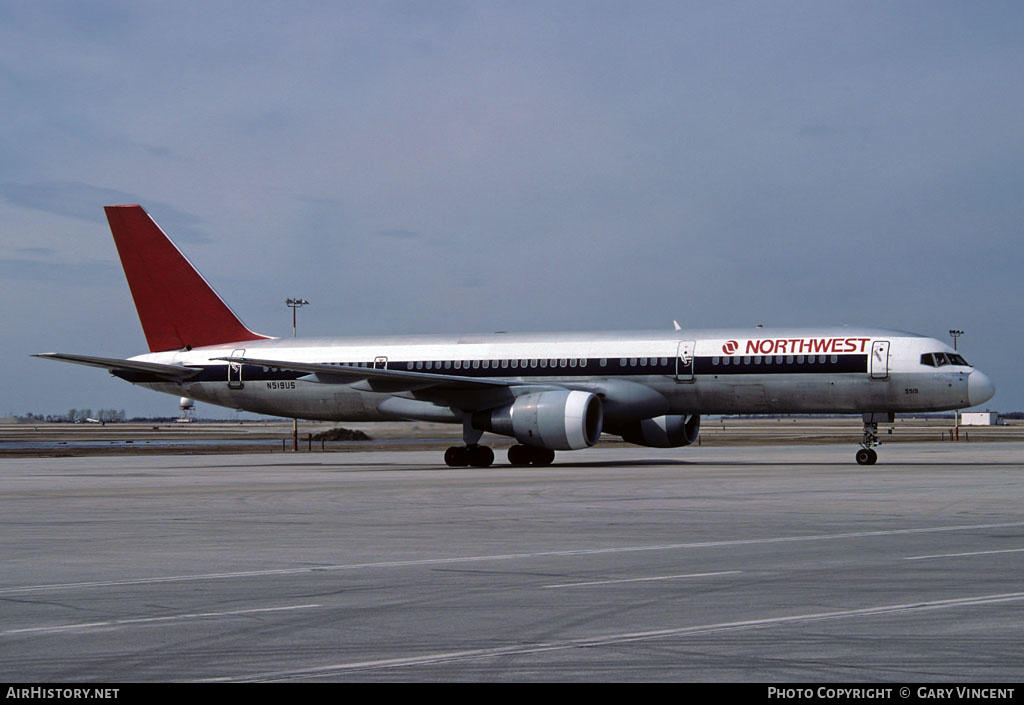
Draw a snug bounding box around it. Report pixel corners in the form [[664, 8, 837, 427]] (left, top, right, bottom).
[[961, 412, 1000, 426]]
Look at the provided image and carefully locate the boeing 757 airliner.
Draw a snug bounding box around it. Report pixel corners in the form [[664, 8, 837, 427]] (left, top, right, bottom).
[[36, 205, 995, 466]]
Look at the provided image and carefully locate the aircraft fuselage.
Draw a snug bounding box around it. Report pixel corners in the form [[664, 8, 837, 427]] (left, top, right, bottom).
[[125, 327, 990, 424]]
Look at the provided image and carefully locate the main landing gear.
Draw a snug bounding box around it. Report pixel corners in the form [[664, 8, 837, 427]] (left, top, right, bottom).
[[507, 444, 555, 466], [444, 444, 495, 467], [445, 417, 496, 467], [442, 444, 556, 467], [856, 412, 893, 465], [444, 417, 556, 468]]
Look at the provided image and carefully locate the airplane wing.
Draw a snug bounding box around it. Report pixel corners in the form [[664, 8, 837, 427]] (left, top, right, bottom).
[[33, 353, 202, 381], [213, 355, 520, 394]]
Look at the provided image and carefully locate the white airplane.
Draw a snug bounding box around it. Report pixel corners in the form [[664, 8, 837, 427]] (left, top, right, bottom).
[[36, 205, 995, 466]]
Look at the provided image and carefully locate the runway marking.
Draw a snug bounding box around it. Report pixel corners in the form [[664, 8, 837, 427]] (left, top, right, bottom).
[[1, 604, 322, 637], [208, 590, 1024, 681], [904, 547, 1024, 561], [3, 520, 1022, 596], [543, 571, 741, 588]]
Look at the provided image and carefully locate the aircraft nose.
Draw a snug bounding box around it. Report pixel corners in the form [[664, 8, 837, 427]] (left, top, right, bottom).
[[968, 370, 995, 407]]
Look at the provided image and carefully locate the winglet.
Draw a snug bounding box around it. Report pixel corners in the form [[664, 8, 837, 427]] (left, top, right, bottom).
[[104, 205, 270, 352]]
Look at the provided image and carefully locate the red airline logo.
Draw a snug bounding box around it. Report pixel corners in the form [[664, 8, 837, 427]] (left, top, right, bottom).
[[720, 337, 872, 356]]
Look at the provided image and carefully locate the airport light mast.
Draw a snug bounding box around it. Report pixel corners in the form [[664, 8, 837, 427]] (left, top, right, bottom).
[[287, 298, 309, 339], [287, 298, 309, 450], [949, 329, 963, 351]]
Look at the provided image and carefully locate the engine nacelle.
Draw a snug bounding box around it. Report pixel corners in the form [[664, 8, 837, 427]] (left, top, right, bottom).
[[473, 390, 603, 450], [617, 414, 700, 448]]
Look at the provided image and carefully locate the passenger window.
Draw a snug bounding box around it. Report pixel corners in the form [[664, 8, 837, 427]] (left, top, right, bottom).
[[599, 358, 607, 367]]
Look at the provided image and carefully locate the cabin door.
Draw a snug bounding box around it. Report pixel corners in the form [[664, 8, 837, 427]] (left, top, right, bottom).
[[870, 340, 890, 379], [227, 348, 245, 389], [675, 341, 696, 382]]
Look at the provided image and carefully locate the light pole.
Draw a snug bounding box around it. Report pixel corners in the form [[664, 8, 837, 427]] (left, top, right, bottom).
[[287, 298, 309, 450], [287, 298, 309, 339], [949, 329, 963, 351], [950, 329, 964, 439]]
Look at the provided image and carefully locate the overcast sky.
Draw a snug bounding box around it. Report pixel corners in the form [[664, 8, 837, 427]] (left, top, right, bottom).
[[2, 1, 1020, 418]]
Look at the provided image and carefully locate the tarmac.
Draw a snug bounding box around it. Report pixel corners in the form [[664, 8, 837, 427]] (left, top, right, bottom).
[[1, 439, 1022, 682]]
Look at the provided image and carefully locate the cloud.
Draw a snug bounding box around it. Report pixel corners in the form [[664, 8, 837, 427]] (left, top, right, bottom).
[[0, 256, 118, 286], [1, 3, 1022, 414], [0, 181, 210, 242]]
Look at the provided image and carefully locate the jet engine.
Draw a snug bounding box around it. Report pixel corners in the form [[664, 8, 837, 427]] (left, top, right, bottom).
[[472, 390, 603, 450], [616, 414, 701, 448]]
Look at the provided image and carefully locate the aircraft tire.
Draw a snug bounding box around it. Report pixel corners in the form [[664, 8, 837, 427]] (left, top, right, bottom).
[[855, 448, 877, 465], [508, 445, 532, 466], [530, 447, 556, 466], [444, 446, 469, 467], [467, 445, 494, 468]]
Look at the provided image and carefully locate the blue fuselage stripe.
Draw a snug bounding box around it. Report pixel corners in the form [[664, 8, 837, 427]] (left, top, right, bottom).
[[113, 355, 868, 384]]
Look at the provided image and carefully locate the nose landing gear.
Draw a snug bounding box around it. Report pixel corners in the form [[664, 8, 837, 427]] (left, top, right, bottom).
[[856, 412, 893, 465], [855, 446, 878, 465]]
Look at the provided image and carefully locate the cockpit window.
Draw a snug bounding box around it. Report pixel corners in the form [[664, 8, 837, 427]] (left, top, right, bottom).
[[921, 352, 970, 367]]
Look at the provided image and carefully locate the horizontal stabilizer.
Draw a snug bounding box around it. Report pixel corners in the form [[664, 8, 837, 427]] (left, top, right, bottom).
[[33, 353, 201, 381]]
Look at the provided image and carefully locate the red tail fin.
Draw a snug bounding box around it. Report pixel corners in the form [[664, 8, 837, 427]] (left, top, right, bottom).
[[104, 205, 271, 352]]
